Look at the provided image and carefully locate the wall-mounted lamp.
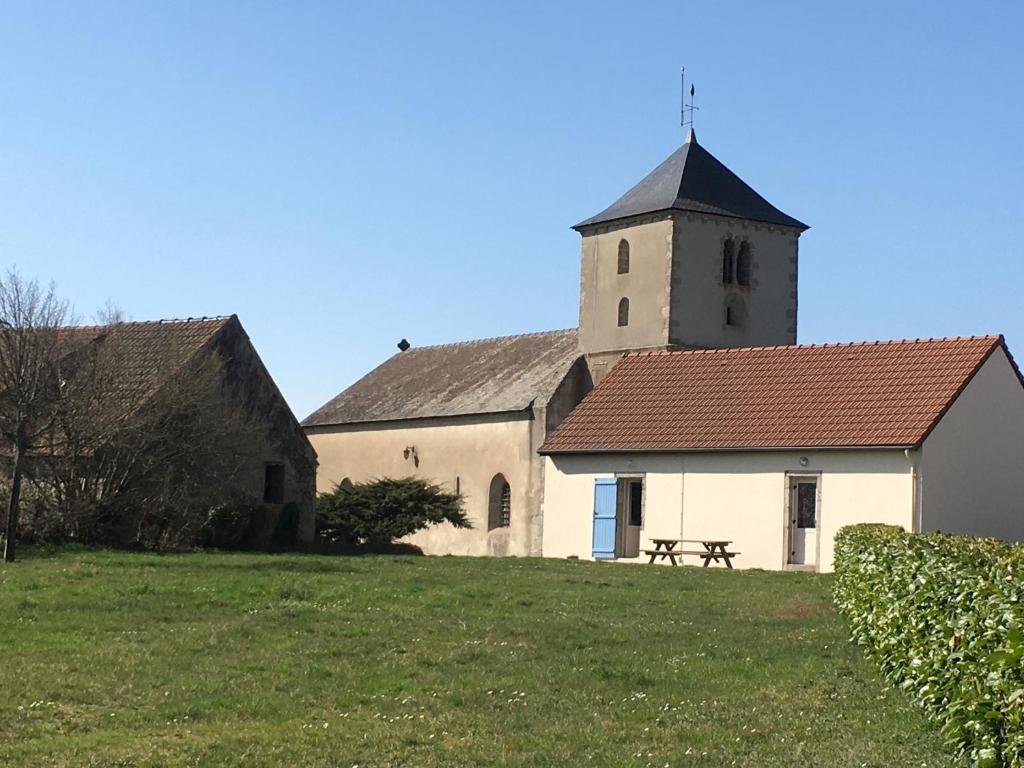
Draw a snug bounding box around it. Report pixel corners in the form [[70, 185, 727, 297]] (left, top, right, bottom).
[[403, 446, 419, 467]]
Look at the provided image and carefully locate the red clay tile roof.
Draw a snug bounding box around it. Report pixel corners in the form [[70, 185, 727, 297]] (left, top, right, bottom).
[[540, 336, 1008, 453]]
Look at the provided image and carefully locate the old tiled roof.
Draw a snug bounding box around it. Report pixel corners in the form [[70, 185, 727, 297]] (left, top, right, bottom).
[[541, 336, 1007, 453], [303, 329, 581, 427], [574, 129, 808, 231], [57, 317, 232, 409]]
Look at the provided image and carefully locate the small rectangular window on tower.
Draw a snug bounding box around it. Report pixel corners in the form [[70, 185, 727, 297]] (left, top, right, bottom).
[[263, 463, 285, 504]]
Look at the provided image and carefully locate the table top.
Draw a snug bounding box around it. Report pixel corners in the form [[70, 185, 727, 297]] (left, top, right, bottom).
[[651, 538, 733, 545]]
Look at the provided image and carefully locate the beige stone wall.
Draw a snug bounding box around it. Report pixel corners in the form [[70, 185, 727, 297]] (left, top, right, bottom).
[[670, 213, 799, 349], [576, 212, 800, 364], [541, 449, 914, 572], [920, 348, 1024, 542], [307, 413, 540, 556], [577, 216, 674, 356]]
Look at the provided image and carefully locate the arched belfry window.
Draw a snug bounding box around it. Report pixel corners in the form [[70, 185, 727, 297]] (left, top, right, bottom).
[[617, 297, 630, 327], [722, 238, 735, 284], [488, 474, 511, 530], [617, 239, 630, 274], [736, 241, 752, 286]]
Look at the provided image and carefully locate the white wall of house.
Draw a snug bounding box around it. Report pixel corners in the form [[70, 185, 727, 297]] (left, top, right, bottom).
[[541, 449, 915, 572], [920, 347, 1024, 542]]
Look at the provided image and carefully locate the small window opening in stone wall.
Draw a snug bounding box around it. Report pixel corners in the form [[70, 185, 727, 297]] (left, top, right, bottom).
[[617, 239, 630, 274], [725, 296, 746, 328], [736, 241, 752, 286], [264, 463, 285, 504], [722, 238, 735, 284], [617, 297, 630, 327], [488, 474, 511, 530]]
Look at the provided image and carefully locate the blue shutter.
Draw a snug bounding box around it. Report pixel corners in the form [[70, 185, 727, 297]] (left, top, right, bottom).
[[592, 478, 618, 559]]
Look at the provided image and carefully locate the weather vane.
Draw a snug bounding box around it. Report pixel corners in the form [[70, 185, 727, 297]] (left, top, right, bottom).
[[681, 67, 699, 132]]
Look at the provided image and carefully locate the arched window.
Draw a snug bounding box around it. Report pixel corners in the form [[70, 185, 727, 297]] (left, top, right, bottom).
[[722, 238, 735, 284], [617, 239, 630, 274], [736, 241, 752, 286], [488, 474, 511, 530], [339, 477, 354, 490], [617, 297, 629, 327]]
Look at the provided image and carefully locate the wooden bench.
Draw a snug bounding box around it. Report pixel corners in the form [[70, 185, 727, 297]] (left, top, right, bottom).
[[645, 538, 740, 568]]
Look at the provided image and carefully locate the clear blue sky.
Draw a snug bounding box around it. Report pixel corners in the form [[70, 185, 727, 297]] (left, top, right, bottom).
[[2, 1, 1022, 418]]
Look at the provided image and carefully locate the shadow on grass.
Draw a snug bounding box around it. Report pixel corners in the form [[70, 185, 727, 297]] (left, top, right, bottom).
[[12, 540, 425, 575]]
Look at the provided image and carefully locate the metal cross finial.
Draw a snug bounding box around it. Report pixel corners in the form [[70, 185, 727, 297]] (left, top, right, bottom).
[[681, 67, 699, 133]]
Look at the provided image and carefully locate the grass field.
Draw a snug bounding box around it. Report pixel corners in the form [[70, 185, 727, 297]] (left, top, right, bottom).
[[0, 548, 951, 767]]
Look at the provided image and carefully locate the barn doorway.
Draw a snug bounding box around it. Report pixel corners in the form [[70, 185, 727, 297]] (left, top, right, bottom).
[[787, 476, 819, 568]]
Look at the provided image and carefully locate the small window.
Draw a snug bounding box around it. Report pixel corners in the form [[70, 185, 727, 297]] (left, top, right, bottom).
[[722, 238, 735, 284], [263, 463, 285, 504], [488, 473, 511, 530], [617, 297, 629, 327], [725, 296, 746, 327], [736, 241, 752, 286], [617, 239, 630, 274]]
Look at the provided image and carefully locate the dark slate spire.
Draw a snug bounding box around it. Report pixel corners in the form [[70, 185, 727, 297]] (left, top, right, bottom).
[[574, 129, 808, 231]]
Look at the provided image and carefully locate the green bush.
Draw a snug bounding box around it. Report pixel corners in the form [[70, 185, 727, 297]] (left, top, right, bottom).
[[200, 503, 256, 549], [316, 477, 470, 547], [833, 525, 1024, 767]]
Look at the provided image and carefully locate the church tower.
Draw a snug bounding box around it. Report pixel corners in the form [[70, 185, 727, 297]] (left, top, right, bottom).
[[574, 129, 808, 381]]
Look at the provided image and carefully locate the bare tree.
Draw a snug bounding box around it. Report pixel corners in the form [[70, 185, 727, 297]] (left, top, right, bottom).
[[93, 300, 127, 326], [0, 270, 71, 561], [31, 327, 265, 549]]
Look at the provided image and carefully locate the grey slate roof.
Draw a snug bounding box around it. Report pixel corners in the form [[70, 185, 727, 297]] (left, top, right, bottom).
[[575, 130, 808, 231], [302, 329, 581, 427]]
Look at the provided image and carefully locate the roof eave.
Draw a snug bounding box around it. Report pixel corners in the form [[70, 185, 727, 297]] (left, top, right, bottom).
[[303, 406, 536, 431], [572, 206, 809, 234], [539, 443, 917, 456]]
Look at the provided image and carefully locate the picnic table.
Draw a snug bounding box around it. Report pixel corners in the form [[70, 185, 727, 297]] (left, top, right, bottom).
[[642, 538, 739, 568]]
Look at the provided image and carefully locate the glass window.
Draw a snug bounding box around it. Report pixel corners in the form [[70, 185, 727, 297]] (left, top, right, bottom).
[[796, 482, 816, 528]]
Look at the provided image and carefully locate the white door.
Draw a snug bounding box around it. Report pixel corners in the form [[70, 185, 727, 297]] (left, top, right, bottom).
[[789, 478, 818, 566]]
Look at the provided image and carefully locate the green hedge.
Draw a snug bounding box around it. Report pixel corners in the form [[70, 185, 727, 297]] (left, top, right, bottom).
[[833, 525, 1024, 767]]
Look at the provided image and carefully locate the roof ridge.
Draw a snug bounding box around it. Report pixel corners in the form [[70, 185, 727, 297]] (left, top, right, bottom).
[[625, 334, 1004, 358], [67, 315, 234, 332], [404, 327, 578, 352]]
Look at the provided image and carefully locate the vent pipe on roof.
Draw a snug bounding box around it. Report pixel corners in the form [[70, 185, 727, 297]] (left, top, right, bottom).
[[397, 338, 411, 352]]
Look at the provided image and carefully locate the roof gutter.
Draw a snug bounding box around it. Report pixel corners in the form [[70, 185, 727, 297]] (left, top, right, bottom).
[[539, 443, 916, 457]]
